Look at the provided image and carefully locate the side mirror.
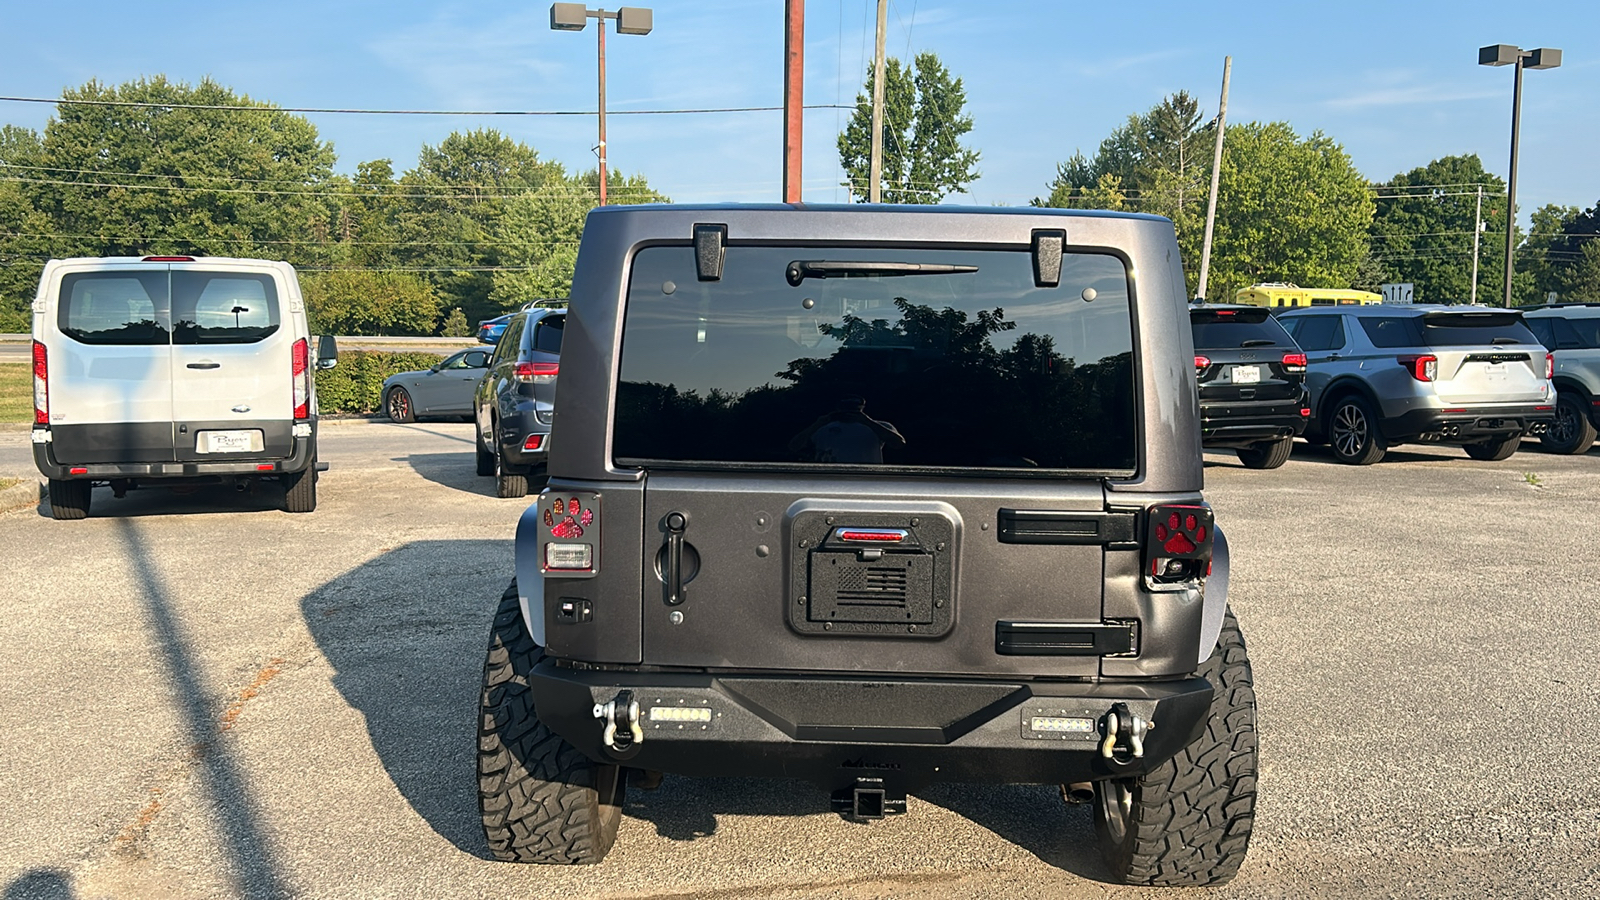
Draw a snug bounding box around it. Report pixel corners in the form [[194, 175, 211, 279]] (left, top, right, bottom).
[[315, 335, 339, 370]]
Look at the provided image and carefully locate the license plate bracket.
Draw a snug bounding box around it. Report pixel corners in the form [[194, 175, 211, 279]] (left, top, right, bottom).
[[196, 429, 264, 454], [1228, 365, 1261, 384]]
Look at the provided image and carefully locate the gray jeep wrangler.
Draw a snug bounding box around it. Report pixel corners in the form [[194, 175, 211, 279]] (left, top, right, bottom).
[[477, 204, 1257, 886]]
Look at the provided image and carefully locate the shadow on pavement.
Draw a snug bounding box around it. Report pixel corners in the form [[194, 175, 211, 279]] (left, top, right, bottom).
[[916, 783, 1108, 880], [2, 868, 74, 900], [117, 520, 285, 899], [624, 775, 832, 841], [37, 483, 288, 519], [397, 452, 500, 497]]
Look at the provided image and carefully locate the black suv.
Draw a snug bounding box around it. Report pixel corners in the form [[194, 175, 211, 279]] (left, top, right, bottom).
[[1190, 304, 1309, 468], [473, 307, 564, 498], [477, 205, 1258, 887]]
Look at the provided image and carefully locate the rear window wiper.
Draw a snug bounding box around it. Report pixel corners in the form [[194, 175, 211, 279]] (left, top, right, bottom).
[[1490, 336, 1520, 345], [786, 260, 978, 286], [1239, 339, 1276, 347]]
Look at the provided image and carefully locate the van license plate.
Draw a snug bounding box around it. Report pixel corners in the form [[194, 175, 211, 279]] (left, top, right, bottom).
[[1229, 365, 1261, 384], [198, 430, 263, 453]]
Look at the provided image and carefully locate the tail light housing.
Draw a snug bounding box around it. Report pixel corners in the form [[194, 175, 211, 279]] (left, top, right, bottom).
[[1398, 354, 1437, 382], [291, 337, 310, 419], [1545, 352, 1554, 380], [1281, 352, 1307, 373], [514, 361, 559, 384], [1144, 503, 1214, 591], [33, 340, 49, 425], [1194, 355, 1211, 371]]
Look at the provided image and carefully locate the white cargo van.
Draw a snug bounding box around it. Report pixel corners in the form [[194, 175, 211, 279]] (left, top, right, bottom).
[[30, 256, 336, 519]]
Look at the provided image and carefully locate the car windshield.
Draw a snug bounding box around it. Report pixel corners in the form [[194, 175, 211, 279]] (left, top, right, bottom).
[[614, 244, 1137, 473], [1190, 310, 1296, 350]]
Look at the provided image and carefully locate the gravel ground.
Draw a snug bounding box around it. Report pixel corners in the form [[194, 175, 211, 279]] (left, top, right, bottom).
[[1, 423, 1597, 899]]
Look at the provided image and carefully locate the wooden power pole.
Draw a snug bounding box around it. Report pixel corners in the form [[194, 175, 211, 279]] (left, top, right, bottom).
[[868, 0, 887, 203], [783, 1, 804, 203]]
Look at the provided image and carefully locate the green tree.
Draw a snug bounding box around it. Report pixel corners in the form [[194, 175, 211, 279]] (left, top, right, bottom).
[[1565, 242, 1600, 304], [838, 52, 980, 204], [1201, 122, 1374, 303], [1035, 91, 1210, 223], [301, 269, 443, 336], [0, 126, 51, 331], [1368, 155, 1507, 304]]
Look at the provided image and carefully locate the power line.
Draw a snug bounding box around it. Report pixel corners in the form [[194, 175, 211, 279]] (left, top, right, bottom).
[[0, 94, 853, 117]]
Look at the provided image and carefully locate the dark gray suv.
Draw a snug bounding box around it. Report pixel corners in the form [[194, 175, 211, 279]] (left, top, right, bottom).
[[473, 307, 564, 498], [478, 205, 1258, 886]]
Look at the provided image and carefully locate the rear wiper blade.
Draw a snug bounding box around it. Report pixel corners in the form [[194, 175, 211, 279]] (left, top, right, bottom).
[[786, 259, 978, 286], [1490, 337, 1520, 345], [1239, 339, 1276, 347]]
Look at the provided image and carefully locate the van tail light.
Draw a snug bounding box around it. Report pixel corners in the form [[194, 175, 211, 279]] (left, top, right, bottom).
[[1144, 503, 1214, 591], [291, 337, 310, 419], [33, 341, 49, 425], [1281, 352, 1307, 373], [514, 361, 559, 384], [1398, 354, 1437, 382], [1194, 356, 1210, 371], [1546, 352, 1554, 380]]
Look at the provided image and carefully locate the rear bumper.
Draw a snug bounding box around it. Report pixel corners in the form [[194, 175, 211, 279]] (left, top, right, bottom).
[[33, 426, 317, 480], [1383, 404, 1555, 442], [1199, 395, 1309, 446], [529, 662, 1213, 790], [496, 412, 551, 470]]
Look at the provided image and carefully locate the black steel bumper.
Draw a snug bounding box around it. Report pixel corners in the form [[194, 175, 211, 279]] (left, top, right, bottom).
[[34, 428, 318, 480], [1199, 396, 1309, 447], [529, 663, 1214, 791], [1384, 404, 1556, 442]]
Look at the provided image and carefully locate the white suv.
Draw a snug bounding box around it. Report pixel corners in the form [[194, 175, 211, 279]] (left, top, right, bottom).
[[30, 256, 335, 519]]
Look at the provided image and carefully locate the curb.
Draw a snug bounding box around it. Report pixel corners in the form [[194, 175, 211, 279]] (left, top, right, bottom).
[[0, 478, 40, 514]]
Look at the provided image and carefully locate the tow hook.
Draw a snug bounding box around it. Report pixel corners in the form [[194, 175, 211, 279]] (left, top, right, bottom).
[[594, 690, 644, 751], [1100, 702, 1152, 768]]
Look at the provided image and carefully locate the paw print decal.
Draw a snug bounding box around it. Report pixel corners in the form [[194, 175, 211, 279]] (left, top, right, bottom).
[[545, 496, 594, 539], [1152, 507, 1210, 557]]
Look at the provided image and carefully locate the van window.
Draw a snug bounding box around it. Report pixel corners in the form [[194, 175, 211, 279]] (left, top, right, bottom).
[[171, 273, 280, 344], [57, 272, 170, 345], [614, 245, 1136, 473]]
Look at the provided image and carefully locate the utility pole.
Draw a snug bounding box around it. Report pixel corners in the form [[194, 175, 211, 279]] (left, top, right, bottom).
[[1471, 185, 1483, 305], [596, 16, 608, 205], [1195, 55, 1231, 302], [868, 0, 887, 203], [782, 0, 804, 203]]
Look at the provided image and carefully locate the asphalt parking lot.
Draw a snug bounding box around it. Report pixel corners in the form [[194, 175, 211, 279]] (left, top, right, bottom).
[[2, 421, 1598, 899]]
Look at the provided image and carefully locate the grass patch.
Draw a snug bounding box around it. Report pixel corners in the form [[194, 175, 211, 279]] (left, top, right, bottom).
[[0, 477, 19, 491], [0, 364, 29, 424]]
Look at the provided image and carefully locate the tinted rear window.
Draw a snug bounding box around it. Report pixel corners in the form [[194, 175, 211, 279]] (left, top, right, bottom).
[[614, 245, 1136, 472], [1359, 316, 1424, 348], [1419, 312, 1537, 348], [57, 269, 281, 345], [532, 315, 565, 354], [57, 272, 170, 345], [1190, 311, 1296, 350], [172, 272, 280, 344]]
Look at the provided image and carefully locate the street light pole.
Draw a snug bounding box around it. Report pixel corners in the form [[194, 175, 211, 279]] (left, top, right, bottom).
[[1479, 43, 1561, 307], [552, 4, 654, 206]]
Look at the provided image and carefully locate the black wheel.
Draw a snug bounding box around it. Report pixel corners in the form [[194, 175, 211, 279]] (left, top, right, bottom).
[[283, 457, 318, 513], [47, 479, 91, 520], [386, 387, 415, 423], [495, 432, 528, 499], [1235, 437, 1293, 469], [1327, 396, 1386, 465], [1464, 435, 1520, 461], [476, 424, 496, 477], [1094, 609, 1257, 887], [1541, 392, 1597, 455], [479, 581, 624, 864]]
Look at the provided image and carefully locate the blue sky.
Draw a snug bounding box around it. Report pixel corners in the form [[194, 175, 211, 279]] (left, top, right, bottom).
[[1, 1, 1596, 222]]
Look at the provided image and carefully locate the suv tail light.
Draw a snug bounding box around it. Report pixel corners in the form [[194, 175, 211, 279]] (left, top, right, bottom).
[[1398, 354, 1437, 382], [1546, 352, 1554, 380], [32, 340, 49, 425], [1194, 355, 1211, 371], [1144, 504, 1214, 591], [291, 337, 310, 419], [1281, 352, 1307, 373], [514, 361, 559, 384]]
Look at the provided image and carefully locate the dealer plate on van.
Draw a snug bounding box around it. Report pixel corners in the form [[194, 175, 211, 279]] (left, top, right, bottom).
[[197, 430, 264, 453]]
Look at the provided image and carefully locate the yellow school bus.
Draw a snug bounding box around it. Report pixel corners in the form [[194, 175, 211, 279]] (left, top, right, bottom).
[[1234, 283, 1384, 309]]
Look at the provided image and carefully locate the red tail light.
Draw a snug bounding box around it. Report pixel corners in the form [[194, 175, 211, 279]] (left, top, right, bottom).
[[514, 361, 559, 383], [1144, 504, 1214, 590], [291, 337, 310, 419], [1194, 356, 1211, 370], [522, 434, 544, 451], [142, 255, 195, 262], [1281, 352, 1307, 373], [1545, 352, 1554, 380], [1398, 354, 1437, 382], [33, 340, 49, 425]]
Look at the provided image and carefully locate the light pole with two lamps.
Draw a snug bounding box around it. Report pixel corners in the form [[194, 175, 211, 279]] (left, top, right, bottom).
[[551, 4, 653, 206], [1478, 43, 1561, 307]]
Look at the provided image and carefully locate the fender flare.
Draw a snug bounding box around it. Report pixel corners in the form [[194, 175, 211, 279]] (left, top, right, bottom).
[[515, 502, 547, 646], [1198, 524, 1230, 665]]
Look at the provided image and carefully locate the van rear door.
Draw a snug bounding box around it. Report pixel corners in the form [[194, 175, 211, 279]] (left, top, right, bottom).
[[168, 265, 296, 461], [45, 266, 176, 463]]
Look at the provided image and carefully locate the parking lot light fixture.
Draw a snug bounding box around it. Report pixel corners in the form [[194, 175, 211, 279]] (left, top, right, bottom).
[[550, 5, 654, 206], [1479, 44, 1562, 308]]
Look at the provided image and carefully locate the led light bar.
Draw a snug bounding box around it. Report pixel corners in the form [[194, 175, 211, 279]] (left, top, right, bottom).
[[1029, 716, 1095, 734], [648, 706, 712, 724]]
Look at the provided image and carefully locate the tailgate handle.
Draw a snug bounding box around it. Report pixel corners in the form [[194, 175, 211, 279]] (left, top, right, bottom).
[[664, 511, 688, 606], [186, 362, 221, 370]]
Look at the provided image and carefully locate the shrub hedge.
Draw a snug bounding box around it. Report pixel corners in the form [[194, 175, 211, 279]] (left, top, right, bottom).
[[315, 350, 449, 415]]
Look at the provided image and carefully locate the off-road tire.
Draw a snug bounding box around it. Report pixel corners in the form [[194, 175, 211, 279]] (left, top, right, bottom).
[[283, 459, 317, 513], [48, 479, 91, 520], [476, 425, 496, 476], [479, 581, 624, 864], [385, 387, 416, 423], [1327, 395, 1386, 465], [1236, 437, 1293, 469], [1093, 609, 1257, 887], [1541, 392, 1597, 455], [495, 437, 528, 499], [1464, 435, 1520, 461]]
